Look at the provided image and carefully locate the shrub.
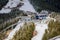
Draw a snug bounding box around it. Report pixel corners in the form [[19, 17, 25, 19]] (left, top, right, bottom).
[[42, 20, 60, 40], [12, 22, 35, 40], [0, 9, 26, 31], [0, 32, 6, 40], [0, 18, 19, 31]]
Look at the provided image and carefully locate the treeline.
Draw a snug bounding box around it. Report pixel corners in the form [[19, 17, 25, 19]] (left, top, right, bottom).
[[42, 20, 60, 40], [12, 22, 35, 40], [0, 9, 27, 31], [0, 17, 19, 31], [0, 9, 27, 40], [0, 0, 8, 10], [30, 0, 60, 12], [0, 9, 27, 24]]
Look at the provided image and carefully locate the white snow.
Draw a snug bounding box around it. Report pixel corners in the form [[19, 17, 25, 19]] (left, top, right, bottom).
[[31, 20, 48, 40], [0, 0, 22, 13], [0, 8, 11, 13], [49, 35, 60, 40], [0, 0, 36, 13], [55, 38, 60, 40], [5, 0, 21, 8], [19, 0, 36, 13], [49, 38, 60, 40]]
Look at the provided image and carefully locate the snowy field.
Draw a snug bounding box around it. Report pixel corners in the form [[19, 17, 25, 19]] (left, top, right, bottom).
[[19, 0, 36, 12]]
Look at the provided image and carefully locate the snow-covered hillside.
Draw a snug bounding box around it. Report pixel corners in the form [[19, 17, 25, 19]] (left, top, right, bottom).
[[19, 0, 36, 12], [0, 0, 36, 13], [0, 8, 11, 13], [5, 0, 21, 8], [0, 0, 22, 13]]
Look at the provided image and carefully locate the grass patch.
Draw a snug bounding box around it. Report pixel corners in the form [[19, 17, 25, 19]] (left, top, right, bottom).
[[42, 20, 60, 40], [12, 22, 35, 40], [0, 17, 19, 31]]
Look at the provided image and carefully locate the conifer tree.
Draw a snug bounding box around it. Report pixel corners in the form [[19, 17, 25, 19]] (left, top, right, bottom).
[[30, 0, 60, 12], [0, 0, 8, 10]]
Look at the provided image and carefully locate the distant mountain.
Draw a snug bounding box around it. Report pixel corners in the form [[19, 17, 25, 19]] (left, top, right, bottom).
[[29, 0, 60, 12]]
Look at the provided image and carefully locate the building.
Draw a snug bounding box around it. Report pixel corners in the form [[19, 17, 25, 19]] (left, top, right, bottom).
[[35, 10, 48, 20]]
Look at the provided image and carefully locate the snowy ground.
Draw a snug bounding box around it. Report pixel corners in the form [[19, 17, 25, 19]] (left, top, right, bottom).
[[0, 0, 21, 13], [49, 35, 60, 40], [55, 38, 60, 40], [31, 20, 48, 40], [5, 0, 21, 8], [49, 38, 60, 40], [19, 0, 36, 13], [0, 0, 36, 13], [0, 8, 11, 13]]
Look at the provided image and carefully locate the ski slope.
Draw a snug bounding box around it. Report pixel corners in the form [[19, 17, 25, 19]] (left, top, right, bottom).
[[31, 20, 48, 40]]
